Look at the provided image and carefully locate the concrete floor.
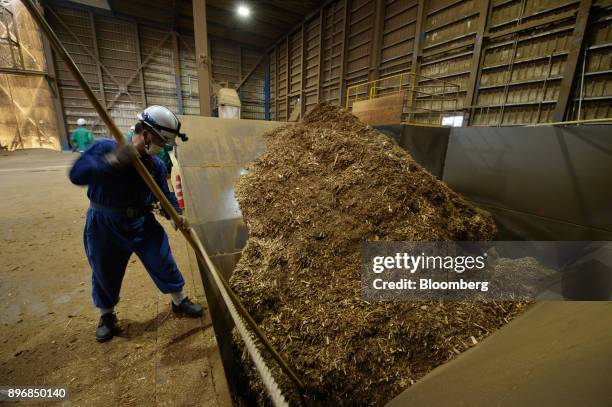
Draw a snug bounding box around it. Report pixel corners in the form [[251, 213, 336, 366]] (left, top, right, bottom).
[[0, 148, 231, 406]]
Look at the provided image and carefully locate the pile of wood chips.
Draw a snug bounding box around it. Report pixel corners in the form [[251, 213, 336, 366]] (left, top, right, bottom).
[[230, 105, 528, 406]]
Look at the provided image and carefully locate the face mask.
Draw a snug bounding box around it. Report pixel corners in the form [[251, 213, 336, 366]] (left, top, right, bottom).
[[145, 143, 162, 156]]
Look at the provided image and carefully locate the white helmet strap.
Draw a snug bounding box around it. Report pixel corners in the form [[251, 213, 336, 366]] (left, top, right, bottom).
[[140, 111, 188, 142]]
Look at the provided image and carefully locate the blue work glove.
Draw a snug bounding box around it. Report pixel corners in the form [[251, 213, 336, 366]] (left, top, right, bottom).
[[105, 143, 139, 169]]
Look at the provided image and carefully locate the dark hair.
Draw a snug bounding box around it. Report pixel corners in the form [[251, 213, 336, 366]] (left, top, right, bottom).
[[134, 122, 144, 133]]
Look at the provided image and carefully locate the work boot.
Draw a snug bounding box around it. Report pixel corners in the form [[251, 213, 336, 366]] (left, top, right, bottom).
[[96, 313, 118, 342], [172, 297, 203, 317]]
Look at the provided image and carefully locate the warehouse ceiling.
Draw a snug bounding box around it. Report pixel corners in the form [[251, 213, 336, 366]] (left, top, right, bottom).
[[105, 0, 326, 48]]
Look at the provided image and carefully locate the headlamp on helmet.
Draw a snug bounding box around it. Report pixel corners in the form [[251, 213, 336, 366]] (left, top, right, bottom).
[[137, 105, 188, 145]]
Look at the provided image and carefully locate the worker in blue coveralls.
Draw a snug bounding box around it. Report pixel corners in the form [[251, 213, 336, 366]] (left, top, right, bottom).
[[69, 105, 202, 342]]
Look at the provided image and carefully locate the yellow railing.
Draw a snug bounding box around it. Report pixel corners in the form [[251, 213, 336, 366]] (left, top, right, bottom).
[[345, 71, 462, 126]]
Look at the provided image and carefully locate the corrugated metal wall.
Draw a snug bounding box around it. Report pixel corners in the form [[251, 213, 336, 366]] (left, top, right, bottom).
[[379, 0, 417, 78], [319, 1, 346, 105], [210, 41, 240, 87], [267, 0, 611, 125], [208, 39, 266, 119], [567, 3, 612, 120], [269, 0, 349, 120], [345, 0, 376, 87], [45, 2, 265, 139], [471, 0, 580, 125], [303, 15, 321, 113], [240, 47, 265, 119], [10, 0, 609, 134], [139, 26, 177, 113], [178, 35, 200, 116], [47, 6, 104, 135], [274, 39, 289, 119], [95, 14, 143, 132]]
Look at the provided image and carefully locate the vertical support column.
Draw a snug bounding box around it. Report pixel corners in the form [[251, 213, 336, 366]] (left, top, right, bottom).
[[264, 54, 270, 120], [275, 45, 279, 120], [134, 23, 147, 108], [193, 0, 211, 116], [464, 0, 491, 124], [40, 4, 68, 150], [552, 0, 592, 122], [238, 45, 241, 118], [285, 36, 290, 121], [369, 0, 385, 82], [300, 23, 306, 118], [88, 10, 106, 108], [411, 0, 428, 76], [339, 0, 351, 107], [408, 0, 428, 121], [317, 8, 325, 103], [238, 46, 243, 117], [172, 31, 185, 114], [238, 45, 243, 83]]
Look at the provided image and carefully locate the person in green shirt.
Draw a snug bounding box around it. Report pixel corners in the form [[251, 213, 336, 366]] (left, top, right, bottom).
[[125, 125, 135, 143], [157, 143, 173, 178], [71, 118, 95, 153]]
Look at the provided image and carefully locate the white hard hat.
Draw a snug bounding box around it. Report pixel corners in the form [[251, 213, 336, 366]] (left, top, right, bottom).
[[137, 105, 187, 143], [130, 125, 135, 131], [77, 118, 86, 126]]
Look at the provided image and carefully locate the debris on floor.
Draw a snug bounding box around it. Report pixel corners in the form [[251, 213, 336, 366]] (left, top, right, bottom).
[[230, 105, 528, 405]]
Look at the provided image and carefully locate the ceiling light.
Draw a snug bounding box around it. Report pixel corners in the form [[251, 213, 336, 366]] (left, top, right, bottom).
[[237, 5, 250, 18]]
